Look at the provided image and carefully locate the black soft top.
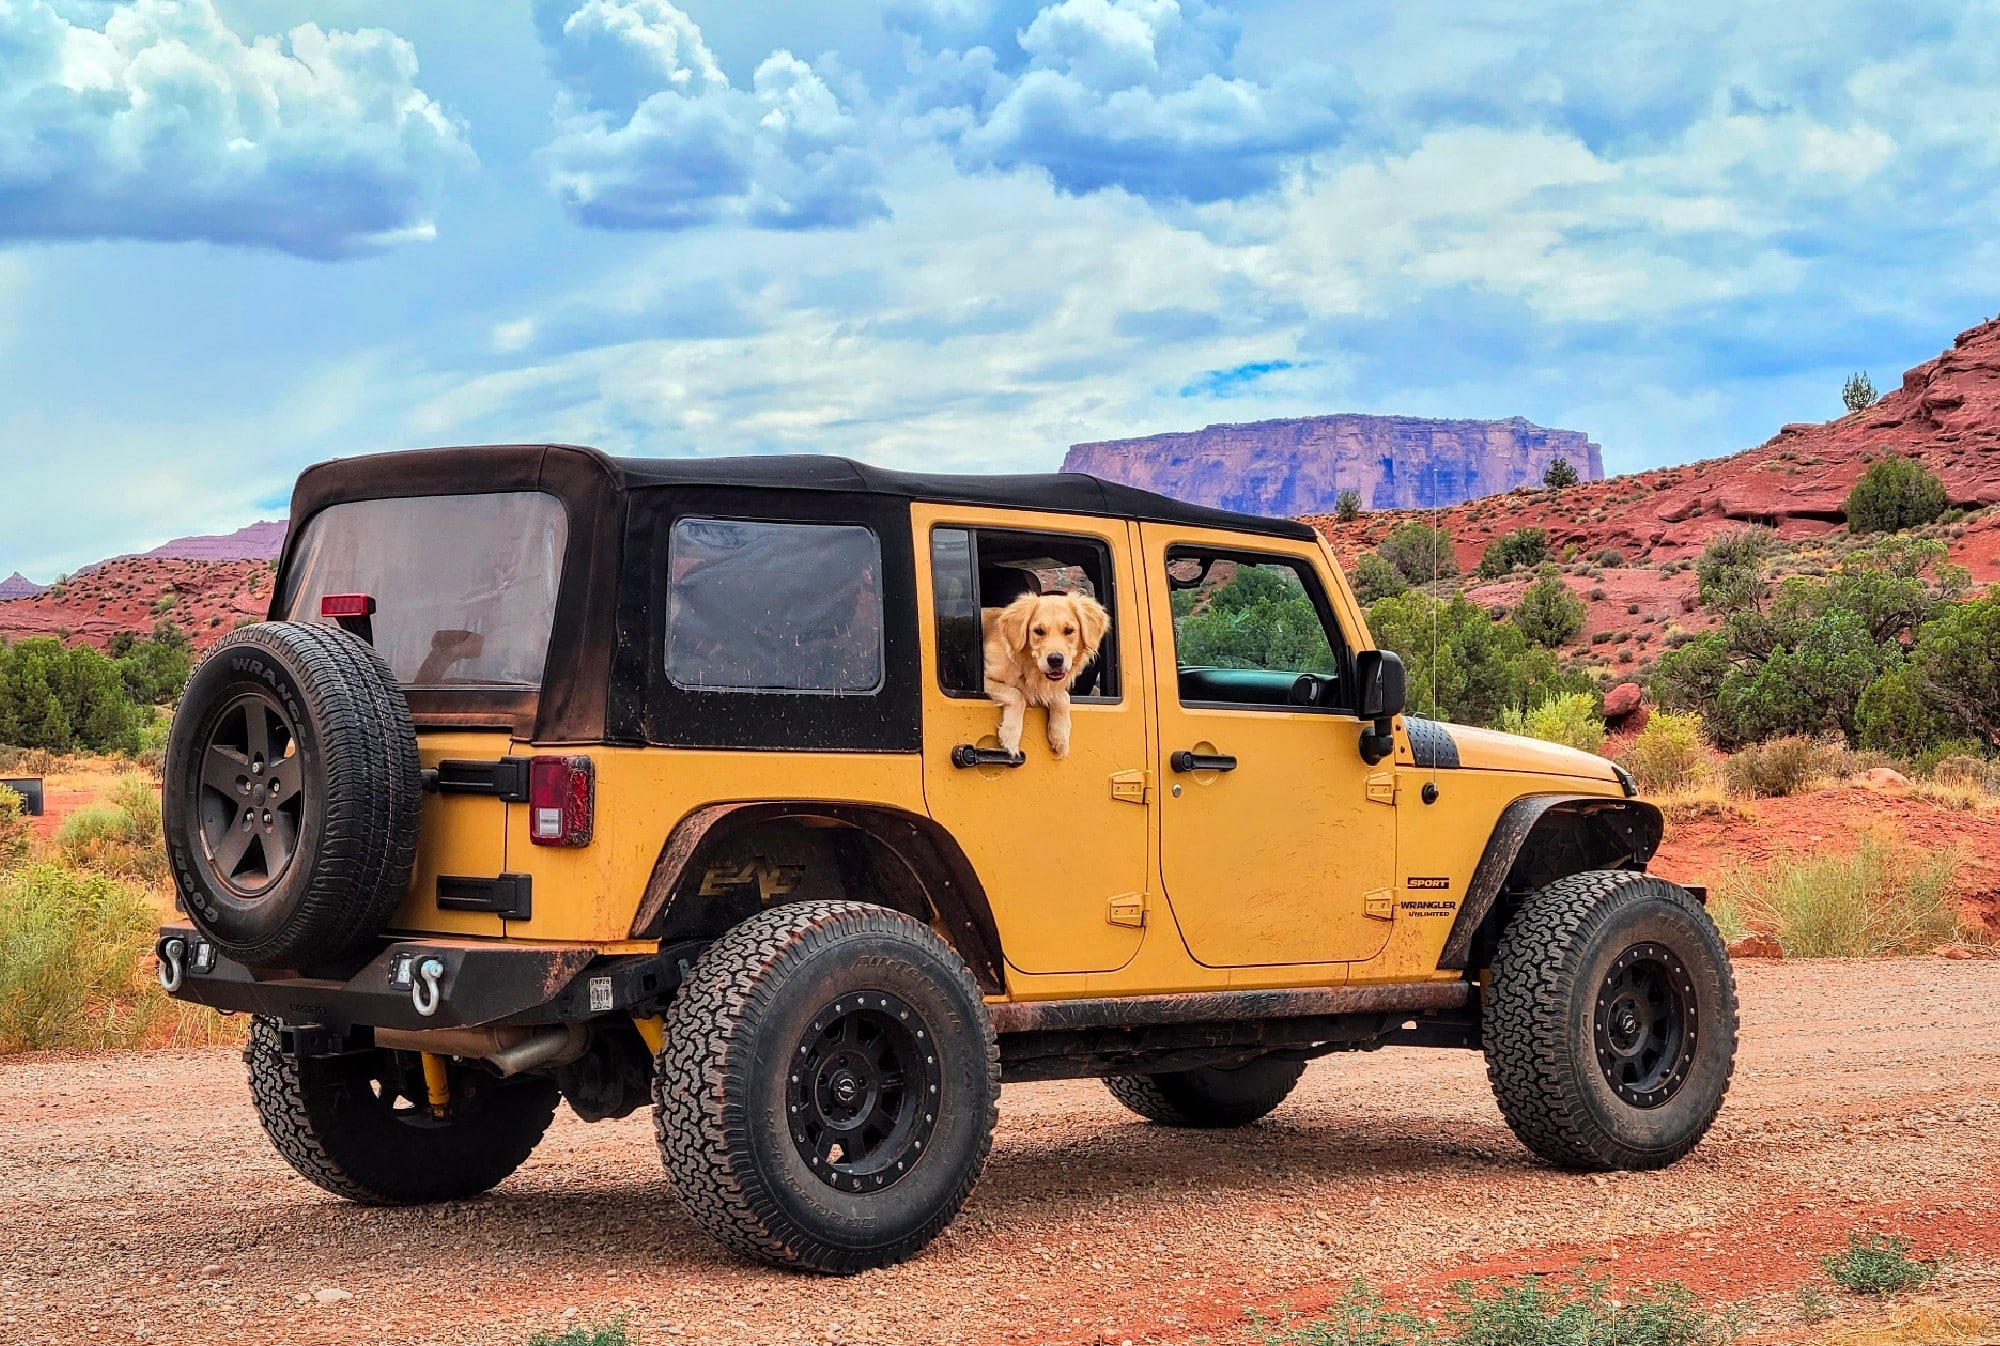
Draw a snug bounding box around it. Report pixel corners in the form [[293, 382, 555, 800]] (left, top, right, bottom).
[[289, 443, 1315, 543], [604, 450, 1317, 541], [278, 444, 1316, 745]]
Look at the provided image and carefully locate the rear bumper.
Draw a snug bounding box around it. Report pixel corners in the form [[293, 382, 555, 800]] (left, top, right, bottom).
[[153, 924, 681, 1031]]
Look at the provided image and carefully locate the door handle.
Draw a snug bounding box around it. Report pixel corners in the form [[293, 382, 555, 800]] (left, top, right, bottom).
[[1169, 750, 1238, 773], [951, 744, 1026, 769]]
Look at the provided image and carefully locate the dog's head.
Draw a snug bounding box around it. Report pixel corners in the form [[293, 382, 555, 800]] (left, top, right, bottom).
[[996, 591, 1110, 685]]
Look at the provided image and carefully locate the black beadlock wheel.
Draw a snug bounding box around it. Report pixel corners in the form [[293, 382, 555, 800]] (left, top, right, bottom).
[[1102, 1057, 1306, 1128], [652, 901, 999, 1274], [164, 622, 421, 969], [1483, 871, 1738, 1171], [244, 1018, 558, 1204]]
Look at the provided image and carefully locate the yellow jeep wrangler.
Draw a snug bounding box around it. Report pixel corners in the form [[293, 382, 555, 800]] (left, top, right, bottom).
[[156, 444, 1735, 1273]]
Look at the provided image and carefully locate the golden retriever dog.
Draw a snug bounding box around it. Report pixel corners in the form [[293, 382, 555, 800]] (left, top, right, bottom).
[[981, 591, 1110, 759]]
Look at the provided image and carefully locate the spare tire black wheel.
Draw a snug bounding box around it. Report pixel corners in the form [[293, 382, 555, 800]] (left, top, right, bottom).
[[164, 622, 422, 969]]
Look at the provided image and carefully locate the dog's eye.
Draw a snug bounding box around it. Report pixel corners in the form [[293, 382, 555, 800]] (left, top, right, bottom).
[[1033, 626, 1046, 636], [1063, 625, 1075, 635]]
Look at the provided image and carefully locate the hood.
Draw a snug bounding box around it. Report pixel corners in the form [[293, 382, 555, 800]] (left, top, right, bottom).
[[1434, 722, 1625, 787]]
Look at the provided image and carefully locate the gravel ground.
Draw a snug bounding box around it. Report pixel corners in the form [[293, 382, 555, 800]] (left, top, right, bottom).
[[3, 960, 1997, 1346]]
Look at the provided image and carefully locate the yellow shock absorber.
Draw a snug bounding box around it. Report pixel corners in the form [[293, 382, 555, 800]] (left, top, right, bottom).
[[632, 1014, 665, 1055], [420, 1052, 452, 1119]]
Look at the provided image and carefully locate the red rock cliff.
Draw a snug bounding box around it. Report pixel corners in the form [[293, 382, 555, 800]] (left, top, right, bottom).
[[1063, 414, 1604, 515]]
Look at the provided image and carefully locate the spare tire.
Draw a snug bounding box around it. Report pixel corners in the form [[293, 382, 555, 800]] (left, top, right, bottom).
[[164, 622, 422, 969]]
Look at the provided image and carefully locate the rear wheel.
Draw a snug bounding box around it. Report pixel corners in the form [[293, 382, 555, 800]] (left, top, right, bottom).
[[1483, 871, 1738, 1170], [1103, 1057, 1305, 1128], [244, 1017, 558, 1204], [653, 902, 999, 1273]]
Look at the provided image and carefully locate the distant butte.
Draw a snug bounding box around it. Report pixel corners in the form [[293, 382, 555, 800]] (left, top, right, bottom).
[[1063, 414, 1604, 516]]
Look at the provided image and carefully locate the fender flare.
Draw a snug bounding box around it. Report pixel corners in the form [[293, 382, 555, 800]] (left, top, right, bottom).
[[1437, 793, 1665, 971], [627, 801, 1007, 993]]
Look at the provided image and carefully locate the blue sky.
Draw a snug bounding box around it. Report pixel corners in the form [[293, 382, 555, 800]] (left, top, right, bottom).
[[3, 0, 1998, 577]]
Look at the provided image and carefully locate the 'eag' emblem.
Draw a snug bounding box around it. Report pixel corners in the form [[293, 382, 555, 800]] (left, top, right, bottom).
[[699, 859, 806, 902]]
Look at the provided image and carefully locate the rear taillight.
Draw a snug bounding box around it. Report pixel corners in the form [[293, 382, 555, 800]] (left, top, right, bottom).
[[528, 755, 594, 847], [318, 593, 376, 619]]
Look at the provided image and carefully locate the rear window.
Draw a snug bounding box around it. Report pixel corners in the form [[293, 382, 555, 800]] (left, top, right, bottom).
[[282, 492, 569, 687], [666, 518, 883, 694]]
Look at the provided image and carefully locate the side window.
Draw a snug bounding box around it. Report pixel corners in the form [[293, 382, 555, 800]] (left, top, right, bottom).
[[930, 526, 1119, 701], [1165, 548, 1347, 709], [667, 518, 884, 694]]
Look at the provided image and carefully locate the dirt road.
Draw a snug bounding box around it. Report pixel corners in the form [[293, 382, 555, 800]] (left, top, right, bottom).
[[4, 960, 1997, 1346]]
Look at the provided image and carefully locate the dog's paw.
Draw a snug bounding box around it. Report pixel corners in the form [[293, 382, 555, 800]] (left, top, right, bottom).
[[1047, 733, 1070, 759], [997, 731, 1023, 756]]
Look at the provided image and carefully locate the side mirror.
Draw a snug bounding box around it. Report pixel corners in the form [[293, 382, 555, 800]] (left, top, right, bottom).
[[1355, 649, 1406, 720], [1354, 649, 1405, 764]]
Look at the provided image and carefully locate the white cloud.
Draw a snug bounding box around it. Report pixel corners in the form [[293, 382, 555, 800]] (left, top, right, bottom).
[[0, 0, 472, 258], [536, 0, 886, 230]]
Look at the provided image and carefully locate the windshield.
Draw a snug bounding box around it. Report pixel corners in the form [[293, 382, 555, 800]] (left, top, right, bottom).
[[282, 492, 569, 687]]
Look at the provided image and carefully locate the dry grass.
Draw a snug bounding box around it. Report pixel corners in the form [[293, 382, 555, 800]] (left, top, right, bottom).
[[1710, 829, 1970, 958], [0, 861, 164, 1052], [1824, 1304, 2000, 1346], [1651, 784, 1755, 825], [54, 774, 168, 887], [1722, 736, 1850, 798]]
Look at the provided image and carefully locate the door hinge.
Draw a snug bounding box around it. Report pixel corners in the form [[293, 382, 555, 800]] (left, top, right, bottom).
[[1107, 892, 1148, 928], [1365, 771, 1397, 805], [1109, 769, 1152, 805], [1364, 888, 1395, 920]]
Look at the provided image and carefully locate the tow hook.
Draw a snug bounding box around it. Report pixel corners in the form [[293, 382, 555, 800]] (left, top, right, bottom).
[[156, 937, 187, 993], [411, 957, 446, 1018]]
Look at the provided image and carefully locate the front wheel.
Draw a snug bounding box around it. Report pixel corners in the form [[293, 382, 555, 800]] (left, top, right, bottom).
[[1483, 871, 1738, 1171], [244, 1017, 558, 1203], [1103, 1057, 1305, 1128], [653, 901, 999, 1274]]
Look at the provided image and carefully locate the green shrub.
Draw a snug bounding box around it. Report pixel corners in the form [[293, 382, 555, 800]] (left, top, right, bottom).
[[1377, 521, 1459, 587], [1594, 548, 1626, 568], [1543, 457, 1580, 489], [1905, 590, 2000, 751], [1478, 527, 1548, 579], [1821, 1233, 1940, 1295], [0, 862, 163, 1052], [1842, 371, 1877, 413], [55, 776, 167, 887], [1248, 1273, 1739, 1346], [1498, 693, 1605, 754], [1711, 831, 1963, 958], [1513, 570, 1587, 648], [528, 1319, 631, 1346], [1625, 711, 1709, 794], [1250, 1283, 1416, 1346], [1846, 457, 1949, 535], [0, 786, 29, 868], [1350, 552, 1407, 605], [0, 637, 144, 754], [1334, 489, 1362, 523], [1721, 737, 1845, 798], [1367, 590, 1591, 728]]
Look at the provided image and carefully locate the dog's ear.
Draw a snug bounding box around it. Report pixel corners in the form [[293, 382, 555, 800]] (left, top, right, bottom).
[[996, 595, 1036, 654], [1073, 594, 1111, 657]]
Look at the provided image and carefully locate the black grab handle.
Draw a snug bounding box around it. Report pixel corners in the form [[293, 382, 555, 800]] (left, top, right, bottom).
[[951, 744, 1027, 769], [1170, 750, 1238, 773]]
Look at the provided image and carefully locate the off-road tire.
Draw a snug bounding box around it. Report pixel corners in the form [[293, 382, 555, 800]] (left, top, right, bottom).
[[164, 621, 421, 969], [1103, 1057, 1306, 1128], [653, 901, 1000, 1274], [244, 1017, 558, 1203], [1484, 870, 1738, 1171]]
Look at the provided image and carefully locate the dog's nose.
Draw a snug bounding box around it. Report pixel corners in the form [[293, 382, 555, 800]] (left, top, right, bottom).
[[1047, 652, 1065, 671]]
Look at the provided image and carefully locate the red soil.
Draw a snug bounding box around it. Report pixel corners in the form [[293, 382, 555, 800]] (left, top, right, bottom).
[[0, 555, 273, 652], [1650, 786, 2000, 936]]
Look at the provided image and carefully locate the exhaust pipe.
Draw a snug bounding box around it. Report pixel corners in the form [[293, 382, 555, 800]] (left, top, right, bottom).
[[374, 1022, 589, 1077]]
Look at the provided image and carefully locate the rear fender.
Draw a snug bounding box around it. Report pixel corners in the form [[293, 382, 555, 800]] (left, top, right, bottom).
[[1438, 794, 1665, 971], [628, 802, 1007, 993]]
